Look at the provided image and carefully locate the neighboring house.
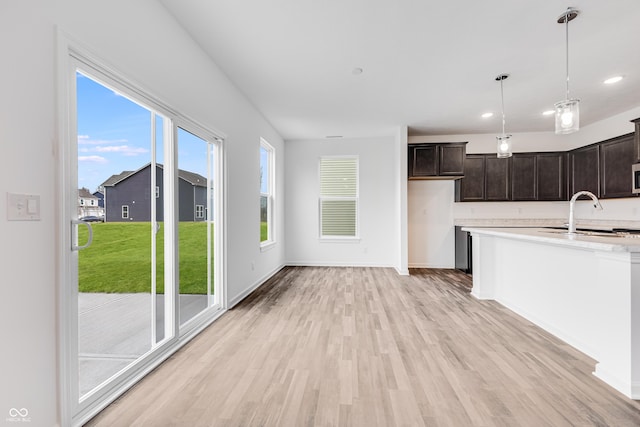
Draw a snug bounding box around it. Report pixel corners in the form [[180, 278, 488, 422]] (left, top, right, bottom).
[[93, 190, 104, 208], [102, 163, 208, 222], [78, 187, 104, 218]]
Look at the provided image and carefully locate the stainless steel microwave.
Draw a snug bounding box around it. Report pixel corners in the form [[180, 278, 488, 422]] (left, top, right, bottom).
[[633, 163, 640, 194]]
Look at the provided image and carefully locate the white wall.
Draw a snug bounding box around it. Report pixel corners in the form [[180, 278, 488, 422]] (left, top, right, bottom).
[[407, 106, 640, 268], [1, 1, 285, 425], [285, 137, 397, 267]]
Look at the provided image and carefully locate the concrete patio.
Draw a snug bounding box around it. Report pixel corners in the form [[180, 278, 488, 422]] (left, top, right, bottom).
[[78, 293, 208, 396]]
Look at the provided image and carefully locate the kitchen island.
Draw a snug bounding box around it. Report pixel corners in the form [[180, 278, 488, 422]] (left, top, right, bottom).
[[463, 226, 640, 399]]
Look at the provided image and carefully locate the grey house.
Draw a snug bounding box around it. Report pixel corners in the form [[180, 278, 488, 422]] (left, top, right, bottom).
[[102, 163, 208, 222]]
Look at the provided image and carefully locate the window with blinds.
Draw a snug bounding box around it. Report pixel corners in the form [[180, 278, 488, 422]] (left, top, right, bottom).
[[319, 156, 358, 238]]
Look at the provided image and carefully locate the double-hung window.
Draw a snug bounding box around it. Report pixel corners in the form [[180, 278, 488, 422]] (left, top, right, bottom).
[[260, 139, 275, 247], [319, 156, 358, 238]]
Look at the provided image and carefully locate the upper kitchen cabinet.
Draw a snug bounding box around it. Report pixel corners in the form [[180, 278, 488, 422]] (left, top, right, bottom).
[[510, 154, 537, 201], [536, 152, 567, 201], [569, 144, 600, 198], [455, 154, 509, 201], [600, 133, 636, 198], [455, 155, 485, 201], [485, 156, 510, 201], [408, 143, 466, 179], [632, 118, 640, 163]]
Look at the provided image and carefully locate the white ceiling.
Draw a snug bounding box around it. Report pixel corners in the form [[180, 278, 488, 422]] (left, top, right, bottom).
[[159, 0, 640, 140]]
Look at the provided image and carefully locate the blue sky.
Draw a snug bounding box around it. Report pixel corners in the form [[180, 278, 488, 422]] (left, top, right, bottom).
[[77, 72, 210, 192]]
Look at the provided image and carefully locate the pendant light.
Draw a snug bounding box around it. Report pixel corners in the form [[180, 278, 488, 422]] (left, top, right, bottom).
[[495, 74, 512, 158], [554, 7, 580, 134]]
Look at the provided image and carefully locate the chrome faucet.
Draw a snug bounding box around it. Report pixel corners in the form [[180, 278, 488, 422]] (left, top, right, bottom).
[[568, 191, 603, 234]]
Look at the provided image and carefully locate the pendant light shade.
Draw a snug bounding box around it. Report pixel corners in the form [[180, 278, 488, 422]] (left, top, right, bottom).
[[495, 74, 512, 158], [554, 98, 579, 134], [496, 135, 512, 158], [555, 7, 580, 135]]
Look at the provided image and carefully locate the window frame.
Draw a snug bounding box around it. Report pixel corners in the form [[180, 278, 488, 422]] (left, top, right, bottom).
[[318, 155, 360, 240], [195, 204, 204, 219], [259, 138, 276, 249], [121, 205, 129, 219]]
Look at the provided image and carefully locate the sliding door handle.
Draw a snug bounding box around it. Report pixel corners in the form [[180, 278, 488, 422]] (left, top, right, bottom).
[[72, 220, 93, 251]]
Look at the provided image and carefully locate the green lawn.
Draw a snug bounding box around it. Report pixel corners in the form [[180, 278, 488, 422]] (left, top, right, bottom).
[[260, 221, 268, 242], [78, 222, 211, 294]]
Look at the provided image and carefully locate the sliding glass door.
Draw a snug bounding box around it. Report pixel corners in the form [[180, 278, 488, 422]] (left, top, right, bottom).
[[176, 127, 219, 326], [76, 71, 165, 398], [63, 51, 225, 425]]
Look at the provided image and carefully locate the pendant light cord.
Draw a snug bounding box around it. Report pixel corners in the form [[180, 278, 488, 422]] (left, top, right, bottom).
[[565, 9, 570, 100], [500, 77, 506, 135]]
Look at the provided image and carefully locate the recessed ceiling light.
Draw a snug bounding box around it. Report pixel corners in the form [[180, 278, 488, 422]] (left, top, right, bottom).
[[542, 110, 555, 116], [352, 67, 363, 75], [481, 112, 493, 118], [604, 76, 623, 84]]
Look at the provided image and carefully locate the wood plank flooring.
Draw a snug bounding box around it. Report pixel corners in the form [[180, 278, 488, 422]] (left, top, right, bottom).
[[86, 267, 640, 426]]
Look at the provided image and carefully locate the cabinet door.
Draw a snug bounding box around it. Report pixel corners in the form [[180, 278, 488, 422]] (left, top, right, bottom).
[[511, 154, 536, 201], [632, 118, 640, 163], [600, 133, 636, 198], [455, 155, 485, 201], [537, 152, 567, 201], [409, 145, 437, 177], [485, 156, 510, 201], [569, 145, 600, 198], [439, 144, 465, 176]]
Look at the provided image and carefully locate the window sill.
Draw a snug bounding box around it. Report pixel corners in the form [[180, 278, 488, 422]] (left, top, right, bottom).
[[319, 237, 361, 243], [260, 241, 276, 252]]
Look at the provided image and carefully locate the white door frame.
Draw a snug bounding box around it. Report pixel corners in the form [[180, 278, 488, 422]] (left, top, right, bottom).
[[56, 31, 227, 427]]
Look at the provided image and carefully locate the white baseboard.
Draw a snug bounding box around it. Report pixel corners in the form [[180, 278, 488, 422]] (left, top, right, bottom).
[[408, 263, 454, 269], [227, 263, 286, 309], [285, 261, 395, 268], [395, 266, 410, 276]]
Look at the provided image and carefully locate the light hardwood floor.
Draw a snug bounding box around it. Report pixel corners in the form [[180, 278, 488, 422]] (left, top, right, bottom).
[[86, 267, 640, 426]]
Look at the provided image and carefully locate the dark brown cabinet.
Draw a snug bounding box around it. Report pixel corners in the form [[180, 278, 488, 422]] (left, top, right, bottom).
[[600, 133, 636, 198], [409, 145, 437, 176], [569, 144, 600, 198], [455, 155, 485, 201], [511, 154, 537, 201], [632, 118, 640, 163], [408, 143, 466, 179], [509, 152, 567, 201], [455, 154, 509, 201], [485, 157, 510, 201], [536, 152, 567, 201], [457, 152, 566, 202], [450, 127, 639, 202]]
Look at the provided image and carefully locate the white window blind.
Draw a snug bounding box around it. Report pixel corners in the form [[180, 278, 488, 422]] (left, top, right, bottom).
[[319, 156, 358, 237]]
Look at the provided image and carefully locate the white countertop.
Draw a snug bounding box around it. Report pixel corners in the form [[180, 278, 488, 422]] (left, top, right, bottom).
[[455, 218, 640, 230], [462, 226, 640, 253]]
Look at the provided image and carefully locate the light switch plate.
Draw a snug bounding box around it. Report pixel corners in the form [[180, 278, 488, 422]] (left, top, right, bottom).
[[7, 193, 41, 221]]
